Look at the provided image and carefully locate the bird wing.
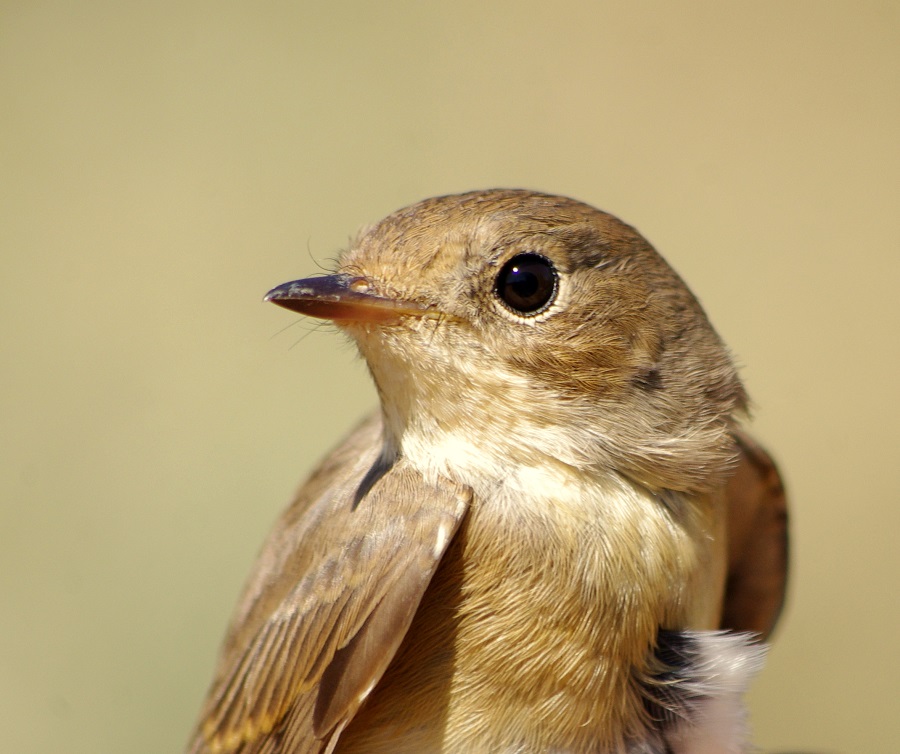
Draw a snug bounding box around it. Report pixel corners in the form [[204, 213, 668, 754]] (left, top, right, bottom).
[[720, 430, 789, 640], [187, 413, 471, 754]]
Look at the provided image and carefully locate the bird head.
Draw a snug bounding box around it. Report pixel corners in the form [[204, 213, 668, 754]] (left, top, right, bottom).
[[267, 190, 746, 494]]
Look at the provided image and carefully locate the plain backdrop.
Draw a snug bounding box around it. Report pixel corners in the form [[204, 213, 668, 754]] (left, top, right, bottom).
[[2, 3, 898, 753]]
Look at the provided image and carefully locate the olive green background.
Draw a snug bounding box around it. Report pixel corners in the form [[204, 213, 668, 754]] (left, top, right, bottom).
[[3, 3, 898, 753]]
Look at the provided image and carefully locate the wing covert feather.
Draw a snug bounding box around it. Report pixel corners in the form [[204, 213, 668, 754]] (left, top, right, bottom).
[[187, 413, 472, 753]]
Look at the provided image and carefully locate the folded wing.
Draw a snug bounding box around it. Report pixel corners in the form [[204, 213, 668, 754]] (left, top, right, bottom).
[[187, 414, 471, 754], [721, 430, 790, 640]]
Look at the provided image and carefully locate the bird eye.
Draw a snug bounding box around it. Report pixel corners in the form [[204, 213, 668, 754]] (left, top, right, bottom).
[[494, 253, 558, 315]]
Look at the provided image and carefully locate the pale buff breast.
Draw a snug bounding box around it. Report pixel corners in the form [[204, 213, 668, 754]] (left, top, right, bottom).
[[336, 461, 728, 754]]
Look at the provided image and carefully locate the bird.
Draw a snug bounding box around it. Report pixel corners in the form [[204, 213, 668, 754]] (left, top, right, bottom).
[[186, 189, 788, 754]]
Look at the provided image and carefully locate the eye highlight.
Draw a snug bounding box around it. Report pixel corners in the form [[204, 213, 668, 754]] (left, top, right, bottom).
[[494, 253, 558, 315]]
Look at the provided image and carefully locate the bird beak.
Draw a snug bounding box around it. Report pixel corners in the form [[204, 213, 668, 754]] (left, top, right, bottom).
[[264, 274, 429, 324]]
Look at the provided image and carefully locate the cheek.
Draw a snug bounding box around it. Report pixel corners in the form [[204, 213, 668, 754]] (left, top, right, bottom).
[[501, 335, 620, 397], [501, 305, 664, 397]]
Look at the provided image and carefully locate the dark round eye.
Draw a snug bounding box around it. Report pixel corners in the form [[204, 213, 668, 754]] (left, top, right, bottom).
[[494, 253, 558, 315]]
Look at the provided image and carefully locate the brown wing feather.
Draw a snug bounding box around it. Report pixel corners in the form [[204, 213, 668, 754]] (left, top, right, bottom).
[[721, 429, 790, 640], [187, 414, 472, 753]]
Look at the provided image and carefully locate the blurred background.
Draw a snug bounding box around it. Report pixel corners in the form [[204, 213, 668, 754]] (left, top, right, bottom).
[[2, 2, 898, 752]]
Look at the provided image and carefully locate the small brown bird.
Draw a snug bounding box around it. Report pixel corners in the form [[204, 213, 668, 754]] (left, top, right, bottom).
[[187, 190, 788, 754]]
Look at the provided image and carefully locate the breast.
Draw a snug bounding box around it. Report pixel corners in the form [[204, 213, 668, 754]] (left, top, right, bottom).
[[336, 468, 727, 754]]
